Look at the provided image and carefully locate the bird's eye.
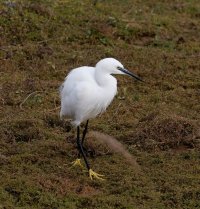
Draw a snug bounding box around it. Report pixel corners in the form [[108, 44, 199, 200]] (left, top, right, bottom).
[[117, 66, 122, 70]]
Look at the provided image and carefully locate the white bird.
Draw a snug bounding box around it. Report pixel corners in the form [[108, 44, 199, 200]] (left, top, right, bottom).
[[60, 58, 142, 180]]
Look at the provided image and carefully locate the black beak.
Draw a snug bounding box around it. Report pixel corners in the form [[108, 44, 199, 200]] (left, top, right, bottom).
[[118, 67, 143, 82]]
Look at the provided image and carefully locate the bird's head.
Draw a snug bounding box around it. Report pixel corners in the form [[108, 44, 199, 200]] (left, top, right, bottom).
[[96, 58, 143, 82]]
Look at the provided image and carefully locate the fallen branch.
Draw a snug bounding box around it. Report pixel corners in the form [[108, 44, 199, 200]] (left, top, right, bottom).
[[19, 91, 43, 110]]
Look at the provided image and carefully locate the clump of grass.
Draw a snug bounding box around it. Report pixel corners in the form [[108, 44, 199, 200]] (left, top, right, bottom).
[[128, 113, 199, 152], [0, 118, 45, 143]]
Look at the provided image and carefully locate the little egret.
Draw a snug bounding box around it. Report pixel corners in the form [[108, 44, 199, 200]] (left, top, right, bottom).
[[60, 58, 142, 180]]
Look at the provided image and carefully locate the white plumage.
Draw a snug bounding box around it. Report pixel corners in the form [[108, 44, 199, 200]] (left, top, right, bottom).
[[60, 58, 125, 126], [59, 58, 142, 180]]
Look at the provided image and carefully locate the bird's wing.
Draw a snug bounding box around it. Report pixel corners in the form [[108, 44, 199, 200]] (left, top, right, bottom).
[[61, 66, 95, 95], [59, 83, 64, 97], [60, 66, 96, 119]]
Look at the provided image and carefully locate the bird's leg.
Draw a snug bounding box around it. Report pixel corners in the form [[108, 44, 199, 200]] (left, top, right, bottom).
[[81, 120, 89, 145], [76, 126, 90, 170], [71, 144, 83, 168], [77, 126, 104, 180], [71, 126, 84, 168], [81, 120, 94, 156], [81, 121, 95, 157], [72, 121, 89, 168]]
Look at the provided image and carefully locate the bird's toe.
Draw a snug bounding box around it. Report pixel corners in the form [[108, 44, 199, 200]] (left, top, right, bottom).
[[89, 169, 105, 180], [71, 158, 84, 168]]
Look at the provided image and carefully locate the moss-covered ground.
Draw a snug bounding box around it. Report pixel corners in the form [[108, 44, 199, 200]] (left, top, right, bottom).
[[0, 0, 200, 208]]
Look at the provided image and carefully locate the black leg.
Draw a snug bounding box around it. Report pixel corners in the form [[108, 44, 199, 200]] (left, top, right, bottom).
[[81, 120, 89, 145], [81, 120, 95, 157], [77, 126, 90, 170], [76, 126, 104, 180]]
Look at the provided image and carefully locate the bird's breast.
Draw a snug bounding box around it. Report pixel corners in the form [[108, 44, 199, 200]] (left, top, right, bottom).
[[78, 80, 117, 120], [97, 82, 117, 111]]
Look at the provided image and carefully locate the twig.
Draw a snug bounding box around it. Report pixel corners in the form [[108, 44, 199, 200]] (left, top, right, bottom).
[[46, 106, 61, 112], [19, 91, 43, 110]]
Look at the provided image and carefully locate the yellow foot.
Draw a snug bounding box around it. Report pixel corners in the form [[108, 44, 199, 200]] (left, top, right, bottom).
[[71, 159, 84, 168], [89, 169, 105, 180]]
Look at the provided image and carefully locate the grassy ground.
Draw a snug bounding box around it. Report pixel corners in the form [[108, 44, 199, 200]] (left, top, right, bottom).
[[0, 0, 200, 208]]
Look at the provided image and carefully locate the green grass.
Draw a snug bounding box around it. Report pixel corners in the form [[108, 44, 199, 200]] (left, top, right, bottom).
[[0, 0, 200, 208]]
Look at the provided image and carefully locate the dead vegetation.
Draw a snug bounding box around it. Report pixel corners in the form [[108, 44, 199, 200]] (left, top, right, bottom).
[[128, 113, 200, 151], [1, 119, 44, 143]]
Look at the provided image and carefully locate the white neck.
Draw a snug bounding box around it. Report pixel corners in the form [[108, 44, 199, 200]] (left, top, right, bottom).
[[94, 67, 118, 109], [95, 66, 117, 87]]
